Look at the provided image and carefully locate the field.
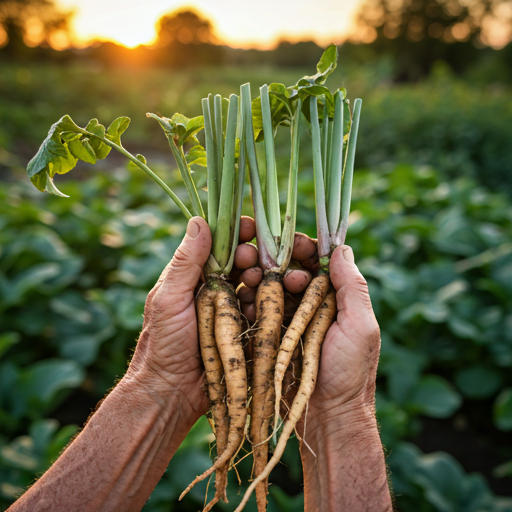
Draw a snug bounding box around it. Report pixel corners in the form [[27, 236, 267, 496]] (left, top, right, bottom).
[[1, 60, 512, 511]]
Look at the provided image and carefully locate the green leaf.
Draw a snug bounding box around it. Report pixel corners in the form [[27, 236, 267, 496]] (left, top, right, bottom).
[[66, 135, 97, 164], [26, 115, 81, 195], [186, 145, 207, 167], [0, 332, 20, 358], [455, 365, 502, 399], [85, 118, 111, 159], [106, 116, 130, 146], [296, 44, 338, 86], [127, 153, 147, 171], [18, 358, 85, 406], [494, 388, 512, 431], [410, 375, 462, 418]]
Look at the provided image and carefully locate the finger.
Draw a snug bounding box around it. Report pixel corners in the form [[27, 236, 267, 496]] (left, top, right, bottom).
[[329, 245, 376, 320], [241, 302, 256, 323], [283, 269, 312, 294], [239, 216, 256, 243], [234, 243, 259, 270], [154, 217, 212, 311], [239, 267, 263, 288], [237, 284, 256, 304], [292, 233, 317, 262]]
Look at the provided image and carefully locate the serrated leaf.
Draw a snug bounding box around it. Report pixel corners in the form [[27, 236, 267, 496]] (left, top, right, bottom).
[[106, 116, 130, 146]]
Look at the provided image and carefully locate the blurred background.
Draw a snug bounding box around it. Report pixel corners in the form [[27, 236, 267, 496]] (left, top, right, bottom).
[[1, 0, 512, 510]]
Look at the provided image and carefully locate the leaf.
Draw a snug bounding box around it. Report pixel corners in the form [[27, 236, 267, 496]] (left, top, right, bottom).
[[128, 153, 147, 171], [184, 115, 204, 145], [66, 135, 97, 164], [26, 115, 81, 195], [85, 118, 111, 159], [186, 145, 207, 167], [455, 366, 502, 399], [410, 375, 462, 418], [106, 116, 130, 146], [0, 332, 20, 358], [494, 388, 512, 431], [296, 44, 338, 86], [18, 358, 85, 406]]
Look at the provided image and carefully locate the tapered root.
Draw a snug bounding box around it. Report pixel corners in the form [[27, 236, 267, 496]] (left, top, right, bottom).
[[196, 286, 229, 505], [236, 289, 336, 512], [274, 274, 330, 428], [250, 271, 284, 512], [181, 280, 247, 502]]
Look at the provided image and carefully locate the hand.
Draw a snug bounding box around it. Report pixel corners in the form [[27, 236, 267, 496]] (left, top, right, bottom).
[[308, 245, 381, 424], [127, 216, 212, 423], [235, 223, 381, 423]]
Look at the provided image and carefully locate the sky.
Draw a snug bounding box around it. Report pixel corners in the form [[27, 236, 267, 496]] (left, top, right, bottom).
[[55, 0, 362, 49]]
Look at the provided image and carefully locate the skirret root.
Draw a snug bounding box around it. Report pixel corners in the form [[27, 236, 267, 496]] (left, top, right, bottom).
[[235, 288, 336, 512], [181, 279, 247, 502]]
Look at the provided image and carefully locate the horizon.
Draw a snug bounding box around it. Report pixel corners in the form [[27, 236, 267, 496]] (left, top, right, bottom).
[[55, 0, 362, 50]]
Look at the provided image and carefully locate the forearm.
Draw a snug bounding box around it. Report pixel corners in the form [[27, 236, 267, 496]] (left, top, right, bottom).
[[300, 405, 393, 512], [10, 372, 200, 512]]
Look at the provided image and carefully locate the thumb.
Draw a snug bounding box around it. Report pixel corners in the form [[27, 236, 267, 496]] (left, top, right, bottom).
[[329, 245, 374, 317], [159, 216, 211, 298]]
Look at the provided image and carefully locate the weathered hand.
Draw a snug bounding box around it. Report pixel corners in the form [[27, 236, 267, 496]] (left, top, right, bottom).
[[128, 216, 212, 421], [309, 245, 381, 421]]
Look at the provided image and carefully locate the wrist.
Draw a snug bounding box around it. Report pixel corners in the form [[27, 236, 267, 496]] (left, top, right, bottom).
[[121, 366, 202, 430]]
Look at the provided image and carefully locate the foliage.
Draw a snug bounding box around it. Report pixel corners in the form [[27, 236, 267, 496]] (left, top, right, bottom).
[[354, 0, 512, 79], [1, 154, 512, 508]]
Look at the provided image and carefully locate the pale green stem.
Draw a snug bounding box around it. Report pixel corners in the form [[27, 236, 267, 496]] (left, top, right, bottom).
[[327, 91, 344, 236], [336, 98, 362, 245], [310, 97, 330, 259], [168, 141, 205, 218], [213, 94, 239, 270], [321, 98, 329, 180], [202, 97, 219, 234], [261, 84, 281, 238], [277, 98, 301, 272], [226, 114, 247, 275], [240, 83, 278, 269], [214, 94, 224, 191], [83, 130, 192, 219]]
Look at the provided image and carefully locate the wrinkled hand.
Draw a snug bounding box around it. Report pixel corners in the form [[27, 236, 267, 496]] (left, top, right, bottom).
[[235, 219, 381, 423]]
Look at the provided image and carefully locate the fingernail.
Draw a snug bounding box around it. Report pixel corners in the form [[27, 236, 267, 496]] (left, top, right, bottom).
[[342, 246, 355, 263], [187, 218, 200, 239]]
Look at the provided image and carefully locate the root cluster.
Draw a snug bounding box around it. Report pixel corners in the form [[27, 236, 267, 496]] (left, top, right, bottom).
[[180, 272, 336, 511]]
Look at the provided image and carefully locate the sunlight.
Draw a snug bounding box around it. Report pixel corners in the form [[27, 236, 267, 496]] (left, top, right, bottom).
[[55, 0, 361, 49]]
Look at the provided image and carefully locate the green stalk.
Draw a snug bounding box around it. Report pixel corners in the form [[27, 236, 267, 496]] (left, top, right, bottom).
[[213, 94, 239, 270], [260, 84, 281, 238], [277, 98, 301, 272], [327, 91, 344, 236], [321, 98, 329, 179], [226, 112, 247, 274], [214, 94, 224, 191], [240, 83, 278, 269], [324, 118, 333, 213], [336, 98, 362, 245], [83, 130, 192, 219], [168, 141, 205, 218], [310, 97, 330, 259], [202, 96, 219, 234]]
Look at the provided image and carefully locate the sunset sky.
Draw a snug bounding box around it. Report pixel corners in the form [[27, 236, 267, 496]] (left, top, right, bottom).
[[55, 0, 362, 48]]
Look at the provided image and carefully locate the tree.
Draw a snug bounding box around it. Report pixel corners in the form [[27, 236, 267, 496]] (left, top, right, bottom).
[[354, 0, 512, 79], [155, 9, 215, 47], [0, 0, 72, 58]]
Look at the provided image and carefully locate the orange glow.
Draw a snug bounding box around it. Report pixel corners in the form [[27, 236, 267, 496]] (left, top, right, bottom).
[[55, 0, 360, 49]]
